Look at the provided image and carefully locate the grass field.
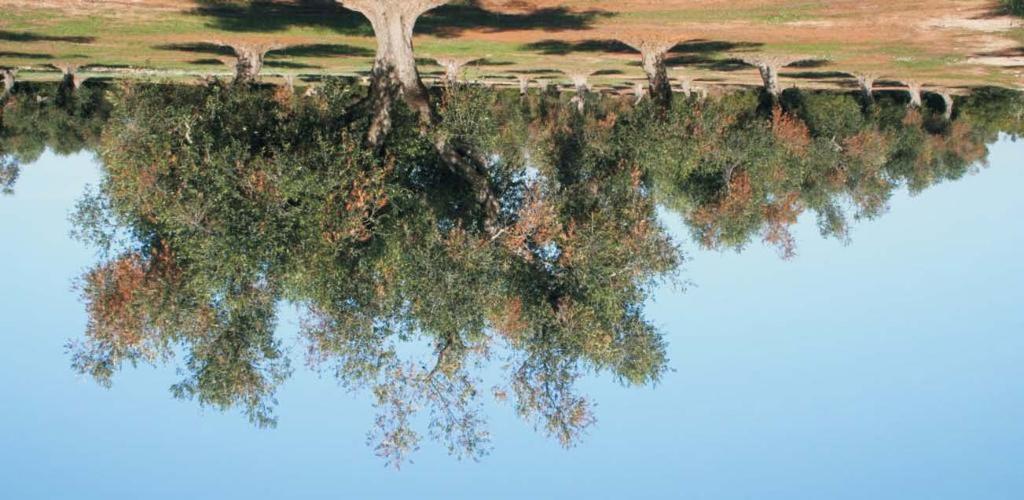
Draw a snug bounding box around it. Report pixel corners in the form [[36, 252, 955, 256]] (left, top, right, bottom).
[[1, 0, 1022, 91]]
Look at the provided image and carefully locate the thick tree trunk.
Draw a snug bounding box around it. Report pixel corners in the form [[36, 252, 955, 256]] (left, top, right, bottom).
[[211, 42, 284, 84], [856, 74, 875, 106], [640, 49, 672, 108], [231, 45, 275, 84], [355, 4, 435, 148], [939, 92, 954, 120], [619, 37, 677, 109], [571, 74, 589, 94], [235, 49, 263, 84], [905, 81, 923, 108], [757, 63, 780, 99], [345, 0, 499, 231]]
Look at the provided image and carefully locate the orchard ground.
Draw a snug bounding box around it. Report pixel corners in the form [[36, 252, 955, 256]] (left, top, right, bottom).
[[1, 0, 1022, 92]]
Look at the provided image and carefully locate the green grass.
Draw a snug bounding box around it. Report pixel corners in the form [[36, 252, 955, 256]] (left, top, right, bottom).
[[616, 2, 822, 24]]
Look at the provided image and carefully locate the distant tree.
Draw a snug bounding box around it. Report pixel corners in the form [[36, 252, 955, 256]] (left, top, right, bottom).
[[855, 73, 876, 108], [0, 81, 110, 194], [517, 74, 531, 96], [620, 34, 679, 110], [624, 86, 1014, 258], [54, 63, 84, 95], [435, 56, 478, 86], [740, 55, 802, 102], [1, 68, 15, 101], [903, 80, 923, 108], [212, 41, 286, 84]]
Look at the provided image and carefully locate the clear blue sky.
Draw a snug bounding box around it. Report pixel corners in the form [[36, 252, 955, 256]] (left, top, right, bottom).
[[1, 140, 1022, 499]]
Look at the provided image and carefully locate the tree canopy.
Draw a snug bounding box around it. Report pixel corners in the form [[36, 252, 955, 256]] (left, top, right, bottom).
[[68, 79, 679, 466], [51, 75, 1022, 465]]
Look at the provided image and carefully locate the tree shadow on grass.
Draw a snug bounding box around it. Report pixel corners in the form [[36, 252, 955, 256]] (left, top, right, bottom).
[[524, 38, 764, 68], [563, 39, 761, 74], [81, 63, 135, 69], [191, 0, 608, 37], [697, 56, 828, 74], [189, 58, 226, 66], [0, 51, 54, 60], [690, 58, 750, 72], [0, 30, 95, 44], [421, 3, 610, 38], [781, 70, 852, 80], [265, 60, 322, 69], [976, 46, 1024, 58], [271, 43, 374, 58], [157, 42, 372, 62], [473, 58, 516, 66], [191, 0, 370, 34], [787, 59, 831, 69], [155, 42, 236, 57], [523, 39, 633, 55]]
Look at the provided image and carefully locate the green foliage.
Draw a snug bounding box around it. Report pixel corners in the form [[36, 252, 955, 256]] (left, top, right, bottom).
[[788, 91, 864, 139], [69, 79, 680, 466], [64, 76, 1018, 465]]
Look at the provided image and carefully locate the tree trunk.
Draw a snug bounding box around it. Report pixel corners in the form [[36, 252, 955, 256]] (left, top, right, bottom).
[[437, 58, 467, 87], [1, 69, 14, 100], [905, 82, 922, 108], [620, 37, 677, 109], [57, 64, 80, 94], [346, 0, 499, 230], [640, 49, 672, 108], [432, 137, 501, 232], [857, 74, 875, 106], [236, 50, 262, 83], [357, 5, 435, 148], [234, 47, 266, 84], [570, 74, 589, 112], [211, 42, 284, 84], [757, 63, 780, 99], [282, 74, 295, 95], [518, 75, 530, 96], [939, 92, 954, 120]]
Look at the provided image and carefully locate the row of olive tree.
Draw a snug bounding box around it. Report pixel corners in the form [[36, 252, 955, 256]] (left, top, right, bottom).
[[0, 80, 110, 194]]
